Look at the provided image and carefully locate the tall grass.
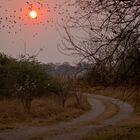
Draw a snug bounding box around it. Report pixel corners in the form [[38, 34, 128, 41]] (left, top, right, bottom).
[[0, 94, 89, 130]]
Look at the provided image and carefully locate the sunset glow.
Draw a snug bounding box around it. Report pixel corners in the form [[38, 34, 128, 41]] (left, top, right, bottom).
[[29, 10, 38, 19]]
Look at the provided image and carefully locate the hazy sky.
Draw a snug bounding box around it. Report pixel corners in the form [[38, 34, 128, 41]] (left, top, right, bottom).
[[0, 0, 75, 64]]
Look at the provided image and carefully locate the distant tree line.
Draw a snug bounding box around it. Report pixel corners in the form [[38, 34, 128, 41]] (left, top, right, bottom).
[[44, 61, 91, 78]]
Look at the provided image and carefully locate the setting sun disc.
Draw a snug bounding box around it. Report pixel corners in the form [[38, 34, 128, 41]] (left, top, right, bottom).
[[29, 10, 37, 19]]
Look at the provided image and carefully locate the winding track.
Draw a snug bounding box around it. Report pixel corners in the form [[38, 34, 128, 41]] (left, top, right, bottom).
[[0, 94, 133, 140]]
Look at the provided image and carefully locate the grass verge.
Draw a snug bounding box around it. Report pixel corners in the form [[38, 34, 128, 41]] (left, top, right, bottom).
[[0, 95, 90, 130]]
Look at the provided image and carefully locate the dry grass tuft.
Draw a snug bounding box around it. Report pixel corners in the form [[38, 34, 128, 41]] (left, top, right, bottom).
[[0, 95, 89, 130], [88, 86, 140, 112]]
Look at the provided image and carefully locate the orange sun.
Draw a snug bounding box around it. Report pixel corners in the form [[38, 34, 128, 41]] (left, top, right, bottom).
[[29, 10, 38, 19]]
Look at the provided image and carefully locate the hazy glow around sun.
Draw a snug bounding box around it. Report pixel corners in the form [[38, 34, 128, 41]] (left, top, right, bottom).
[[29, 10, 37, 19]]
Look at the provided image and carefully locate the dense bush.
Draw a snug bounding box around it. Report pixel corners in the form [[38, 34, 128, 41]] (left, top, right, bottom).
[[0, 53, 57, 112], [0, 53, 17, 97], [83, 46, 140, 87], [84, 66, 113, 86]]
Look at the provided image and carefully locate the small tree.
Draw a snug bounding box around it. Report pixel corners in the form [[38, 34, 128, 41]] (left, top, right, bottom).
[[15, 59, 49, 113], [0, 53, 53, 112], [70, 80, 83, 105], [50, 76, 72, 107]]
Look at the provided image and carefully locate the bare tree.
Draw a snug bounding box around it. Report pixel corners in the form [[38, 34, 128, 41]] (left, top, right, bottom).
[[61, 0, 140, 85]]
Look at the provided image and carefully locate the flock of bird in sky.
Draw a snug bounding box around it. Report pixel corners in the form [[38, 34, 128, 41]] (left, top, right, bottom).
[[0, 0, 74, 37]]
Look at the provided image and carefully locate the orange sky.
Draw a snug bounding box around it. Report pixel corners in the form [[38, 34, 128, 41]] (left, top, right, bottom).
[[0, 0, 75, 64]]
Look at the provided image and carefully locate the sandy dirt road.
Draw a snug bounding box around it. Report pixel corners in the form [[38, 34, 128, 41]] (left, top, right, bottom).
[[0, 94, 133, 140]]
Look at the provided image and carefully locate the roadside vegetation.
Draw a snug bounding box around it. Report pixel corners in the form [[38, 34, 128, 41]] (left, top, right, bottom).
[[82, 124, 140, 140], [79, 52, 140, 140], [79, 51, 140, 140], [0, 53, 89, 130], [66, 0, 140, 136]]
